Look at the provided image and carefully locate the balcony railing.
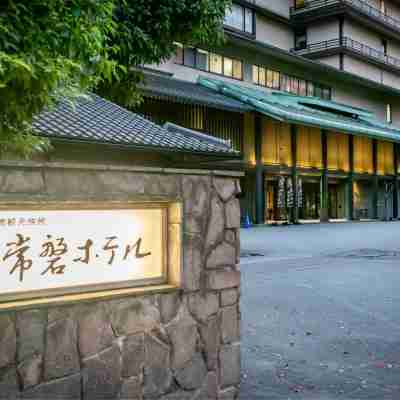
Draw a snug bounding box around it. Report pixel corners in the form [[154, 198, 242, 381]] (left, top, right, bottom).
[[292, 37, 400, 71], [291, 0, 400, 34]]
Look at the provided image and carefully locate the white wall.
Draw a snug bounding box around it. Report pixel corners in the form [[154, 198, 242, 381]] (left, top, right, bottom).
[[344, 55, 383, 84], [254, 0, 292, 18], [343, 18, 381, 49], [307, 18, 339, 43], [317, 55, 341, 69], [256, 15, 294, 50]]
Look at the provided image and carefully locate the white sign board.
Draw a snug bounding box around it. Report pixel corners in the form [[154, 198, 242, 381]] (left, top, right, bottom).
[[0, 204, 166, 301]]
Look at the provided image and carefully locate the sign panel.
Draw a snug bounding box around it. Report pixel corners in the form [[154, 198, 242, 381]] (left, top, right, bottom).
[[0, 204, 167, 302]]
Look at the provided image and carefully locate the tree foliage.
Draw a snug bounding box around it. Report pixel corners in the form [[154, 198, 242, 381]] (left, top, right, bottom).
[[0, 0, 231, 156]]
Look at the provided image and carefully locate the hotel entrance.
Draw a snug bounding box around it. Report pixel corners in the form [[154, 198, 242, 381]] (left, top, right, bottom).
[[328, 179, 347, 220], [299, 179, 320, 221], [265, 175, 291, 223]]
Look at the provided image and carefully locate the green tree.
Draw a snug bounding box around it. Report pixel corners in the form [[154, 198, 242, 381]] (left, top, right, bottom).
[[0, 0, 231, 156]]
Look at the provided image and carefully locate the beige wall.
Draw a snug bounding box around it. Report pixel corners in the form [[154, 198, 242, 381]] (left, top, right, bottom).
[[254, 0, 292, 18], [343, 18, 381, 49], [343, 55, 383, 84], [307, 18, 339, 43], [256, 15, 294, 50]]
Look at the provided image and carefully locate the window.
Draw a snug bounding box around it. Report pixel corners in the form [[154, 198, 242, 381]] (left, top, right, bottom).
[[380, 0, 386, 14], [210, 53, 223, 75], [382, 39, 388, 56], [224, 3, 255, 35], [174, 44, 243, 80], [295, 29, 307, 50], [387, 104, 393, 124], [253, 66, 280, 89]]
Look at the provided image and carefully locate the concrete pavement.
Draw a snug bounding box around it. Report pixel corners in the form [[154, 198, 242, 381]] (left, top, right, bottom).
[[240, 222, 400, 399]]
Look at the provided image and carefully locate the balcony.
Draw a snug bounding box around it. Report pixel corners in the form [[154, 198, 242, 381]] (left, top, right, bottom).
[[290, 0, 400, 40], [292, 37, 400, 74]]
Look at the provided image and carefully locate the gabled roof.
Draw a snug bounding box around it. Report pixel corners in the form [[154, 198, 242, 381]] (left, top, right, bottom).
[[198, 77, 400, 143], [138, 72, 251, 113], [32, 94, 239, 156]]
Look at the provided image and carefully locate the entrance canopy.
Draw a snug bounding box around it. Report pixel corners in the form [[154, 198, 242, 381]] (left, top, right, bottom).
[[198, 77, 400, 143]]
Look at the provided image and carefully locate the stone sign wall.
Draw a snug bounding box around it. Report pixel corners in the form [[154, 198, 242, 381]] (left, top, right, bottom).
[[0, 161, 241, 400]]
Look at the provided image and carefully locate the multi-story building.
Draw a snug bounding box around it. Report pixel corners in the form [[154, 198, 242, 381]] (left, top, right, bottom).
[[138, 0, 400, 224]]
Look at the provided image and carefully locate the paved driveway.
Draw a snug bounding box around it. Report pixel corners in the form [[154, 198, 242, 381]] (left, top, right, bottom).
[[240, 222, 400, 399]]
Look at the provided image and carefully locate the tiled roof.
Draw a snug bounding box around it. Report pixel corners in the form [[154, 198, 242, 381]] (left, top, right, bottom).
[[199, 77, 400, 143], [139, 72, 250, 113], [32, 94, 239, 156]]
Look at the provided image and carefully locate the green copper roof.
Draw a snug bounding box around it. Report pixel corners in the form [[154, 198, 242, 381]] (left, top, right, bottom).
[[198, 77, 400, 143]]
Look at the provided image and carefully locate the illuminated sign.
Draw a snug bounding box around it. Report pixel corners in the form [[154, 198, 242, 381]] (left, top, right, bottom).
[[0, 202, 180, 303]]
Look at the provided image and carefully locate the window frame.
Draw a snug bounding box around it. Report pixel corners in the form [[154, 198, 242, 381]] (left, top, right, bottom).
[[224, 3, 256, 37]]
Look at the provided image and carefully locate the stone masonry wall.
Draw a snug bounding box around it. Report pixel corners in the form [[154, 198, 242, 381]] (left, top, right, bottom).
[[0, 163, 241, 400]]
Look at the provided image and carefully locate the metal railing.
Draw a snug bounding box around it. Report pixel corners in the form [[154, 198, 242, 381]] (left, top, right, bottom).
[[292, 37, 400, 69], [291, 0, 400, 34]]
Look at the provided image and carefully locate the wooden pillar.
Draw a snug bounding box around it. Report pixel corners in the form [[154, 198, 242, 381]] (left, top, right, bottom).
[[372, 139, 379, 219], [254, 114, 264, 225], [348, 135, 354, 220], [320, 130, 329, 222], [394, 143, 399, 219], [291, 124, 299, 224]]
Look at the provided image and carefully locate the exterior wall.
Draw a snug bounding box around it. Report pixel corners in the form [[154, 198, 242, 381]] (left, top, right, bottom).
[[343, 18, 381, 49], [342, 55, 383, 89], [254, 0, 292, 18], [256, 15, 293, 50], [307, 18, 339, 43], [0, 160, 242, 400], [317, 55, 341, 69]]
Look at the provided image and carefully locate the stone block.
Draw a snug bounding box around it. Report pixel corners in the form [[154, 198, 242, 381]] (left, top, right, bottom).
[[144, 174, 180, 196], [44, 318, 80, 381], [206, 242, 236, 269], [213, 178, 236, 202], [17, 309, 46, 361], [199, 316, 220, 370], [225, 198, 240, 229], [207, 270, 240, 290], [220, 289, 239, 307], [1, 169, 44, 193], [18, 354, 42, 390], [218, 387, 238, 400], [82, 344, 122, 400], [175, 353, 207, 390], [0, 368, 18, 400], [192, 372, 218, 400], [159, 292, 181, 324], [143, 334, 172, 397], [205, 195, 225, 250], [45, 169, 104, 196], [166, 307, 198, 370], [221, 306, 239, 344], [219, 344, 240, 388], [21, 373, 81, 400], [78, 304, 114, 358], [110, 297, 160, 336], [182, 176, 211, 233], [122, 334, 145, 378], [120, 376, 142, 400], [182, 233, 203, 291], [0, 314, 16, 368], [97, 171, 146, 194], [188, 293, 219, 323]]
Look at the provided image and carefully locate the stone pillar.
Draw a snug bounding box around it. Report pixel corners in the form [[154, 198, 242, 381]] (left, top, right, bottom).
[[0, 165, 242, 400], [291, 124, 299, 224], [254, 114, 265, 225], [320, 130, 329, 222]]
